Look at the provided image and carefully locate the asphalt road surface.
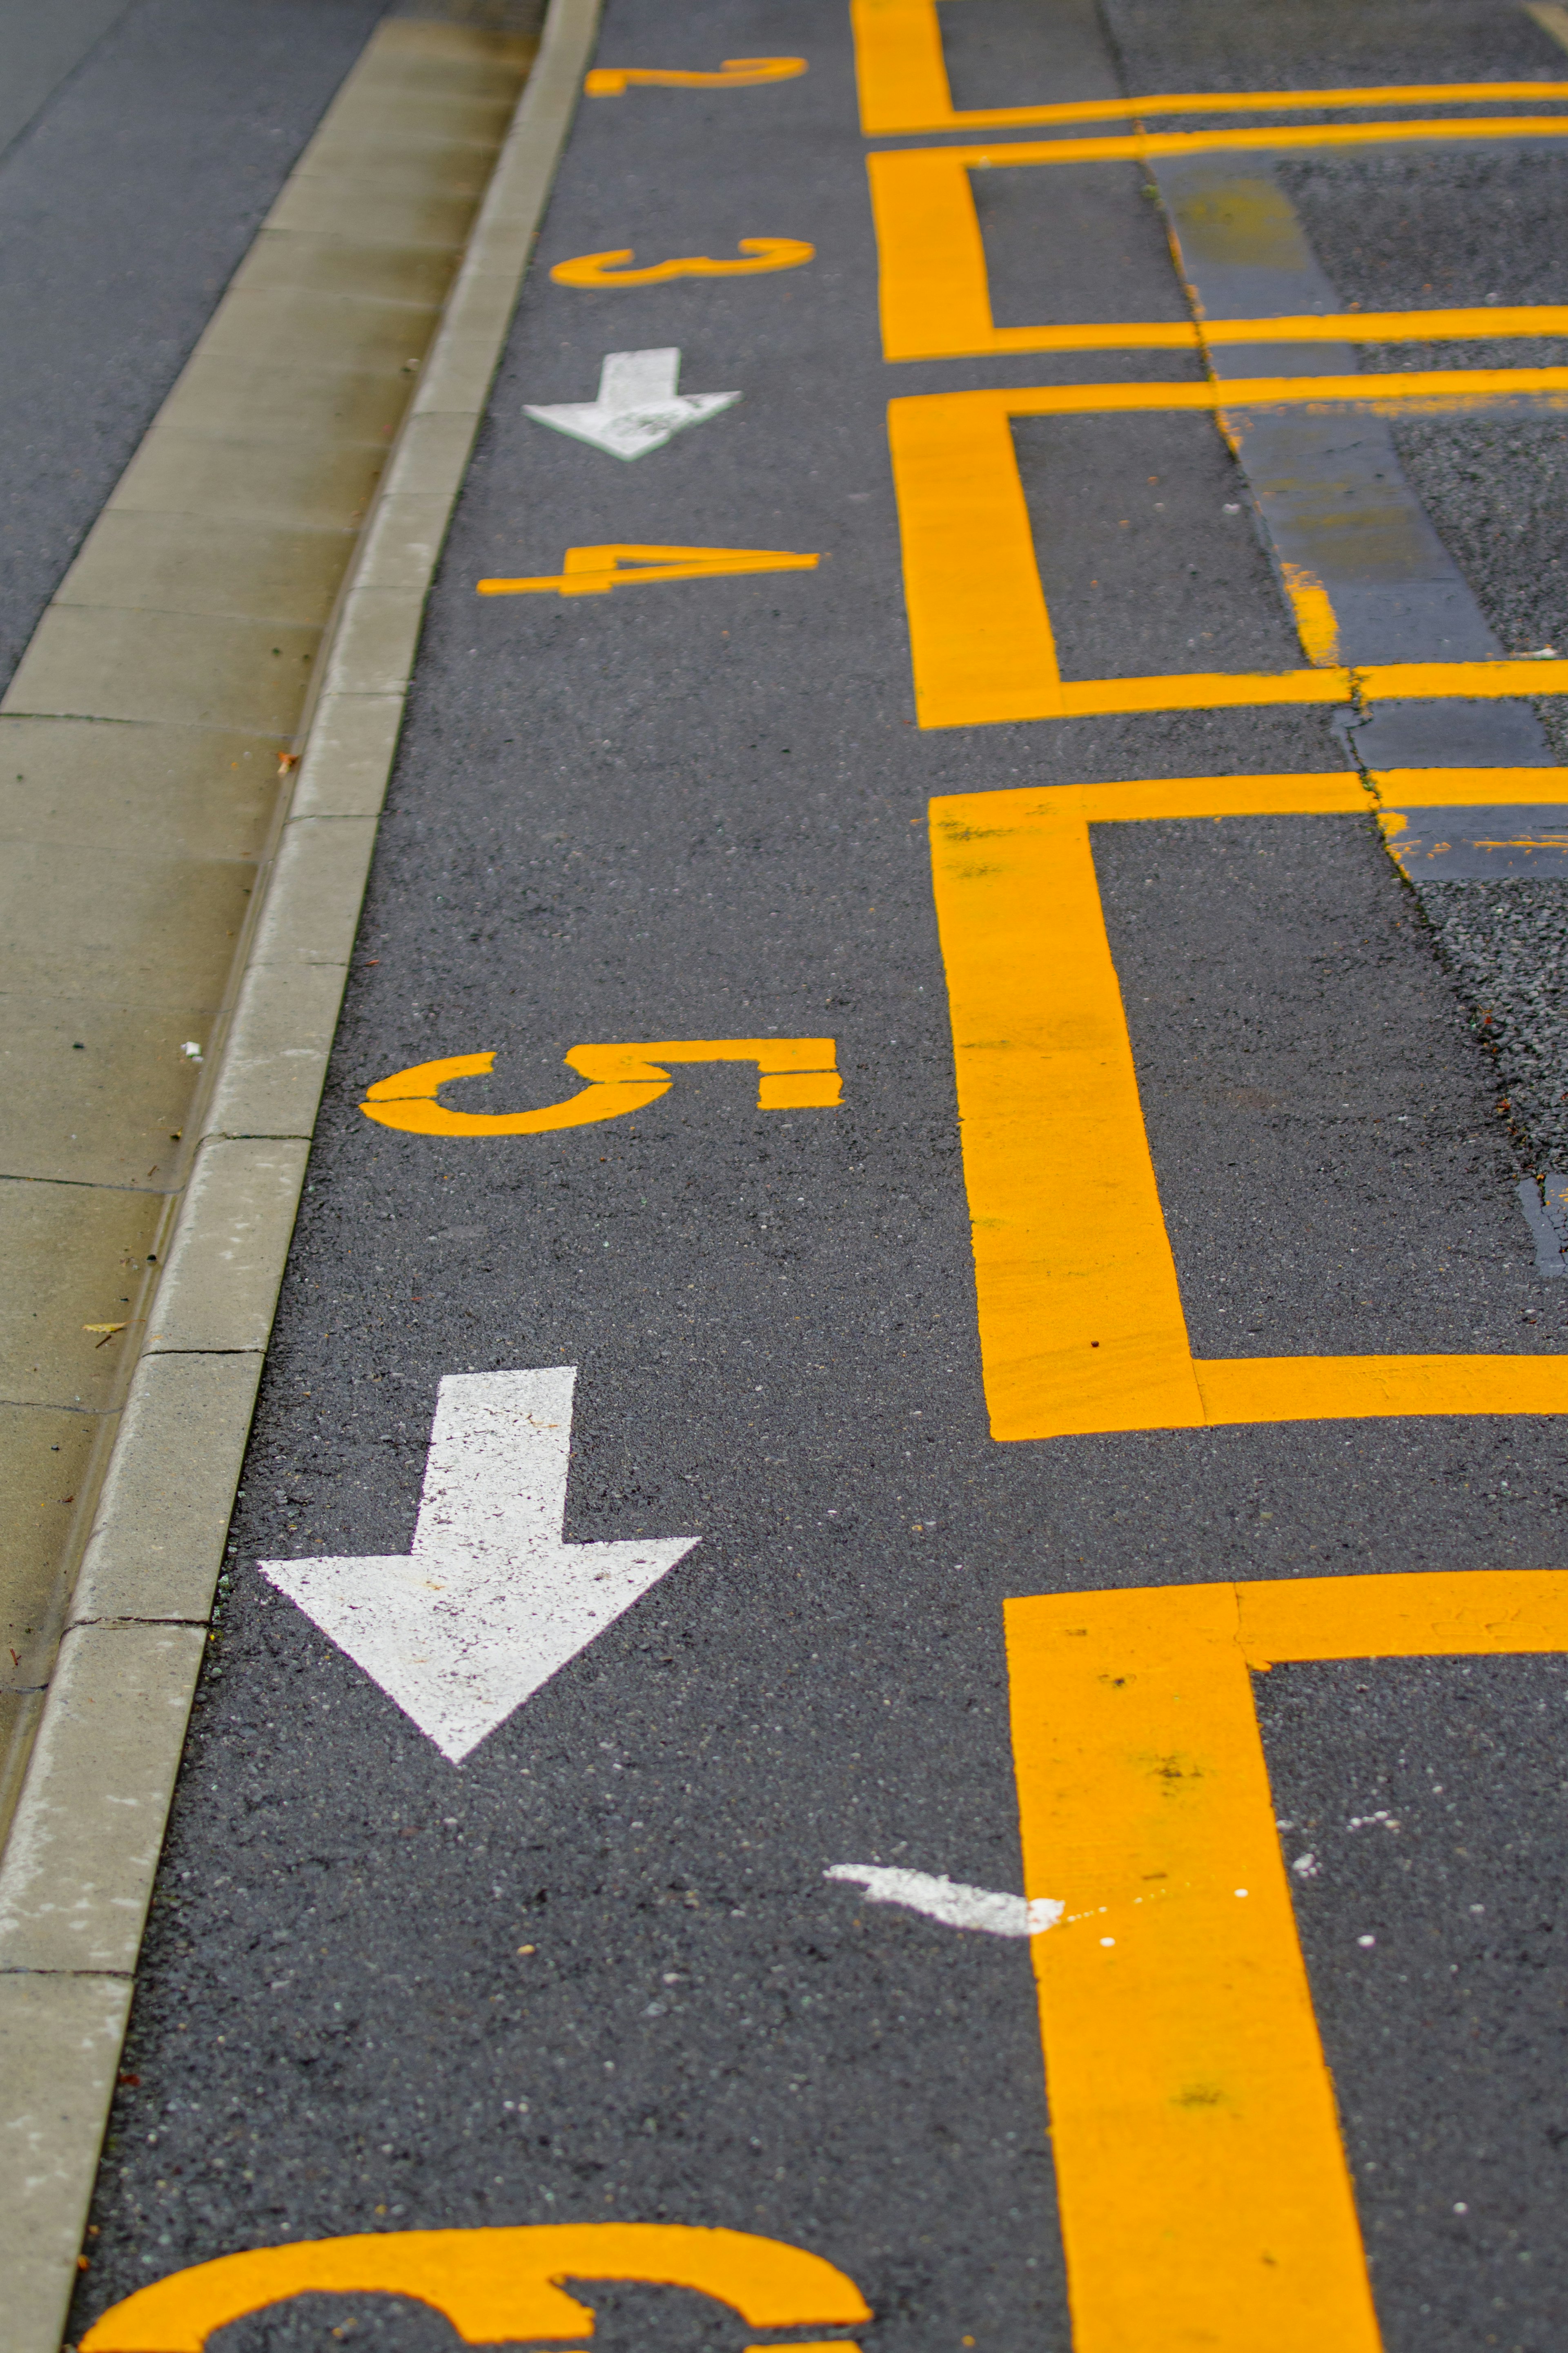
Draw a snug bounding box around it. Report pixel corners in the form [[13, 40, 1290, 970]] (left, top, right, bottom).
[[58, 2, 1568, 2349]]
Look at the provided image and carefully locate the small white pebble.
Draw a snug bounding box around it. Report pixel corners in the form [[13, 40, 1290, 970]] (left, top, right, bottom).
[[1454, 2201, 1468, 2215], [1358, 1934, 1376, 1947]]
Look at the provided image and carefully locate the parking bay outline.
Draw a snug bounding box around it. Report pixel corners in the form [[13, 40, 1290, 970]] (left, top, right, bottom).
[[890, 373, 1568, 726], [869, 123, 1568, 363], [928, 767, 1568, 1443]]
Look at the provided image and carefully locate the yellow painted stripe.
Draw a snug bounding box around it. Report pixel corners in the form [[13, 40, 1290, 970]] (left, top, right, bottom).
[[928, 793, 1203, 1440], [853, 0, 1568, 134], [909, 114, 1568, 168], [1368, 765, 1568, 804], [888, 394, 1063, 727], [1074, 773, 1372, 822], [1236, 1569, 1568, 1666], [1006, 1583, 1382, 2353], [1058, 669, 1353, 717], [1197, 1354, 1568, 1421], [1007, 1569, 1568, 2344]]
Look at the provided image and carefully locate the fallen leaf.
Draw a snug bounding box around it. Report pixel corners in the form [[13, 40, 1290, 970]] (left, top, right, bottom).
[[278, 751, 299, 773], [84, 1322, 127, 1346]]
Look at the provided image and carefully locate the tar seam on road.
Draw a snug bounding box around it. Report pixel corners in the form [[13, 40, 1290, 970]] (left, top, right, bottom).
[[0, 2, 600, 2344]]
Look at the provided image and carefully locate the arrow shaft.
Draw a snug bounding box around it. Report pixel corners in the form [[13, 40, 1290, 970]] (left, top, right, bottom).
[[413, 1368, 574, 1561]]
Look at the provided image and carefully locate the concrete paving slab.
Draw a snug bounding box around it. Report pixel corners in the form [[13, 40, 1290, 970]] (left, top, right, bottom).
[[0, 1621, 207, 1972], [200, 959, 356, 1143], [0, 1972, 133, 2353], [289, 693, 406, 820], [70, 1352, 264, 1626], [0, 722, 276, 865], [105, 435, 388, 534], [53, 513, 354, 632], [353, 492, 454, 590], [231, 227, 462, 309], [384, 405, 484, 494], [0, 1001, 216, 1190], [0, 1184, 162, 1412], [265, 176, 482, 252], [2, 609, 321, 736], [317, 587, 428, 697], [0, 836, 254, 1003], [142, 1139, 310, 1356], [323, 74, 520, 128], [249, 819, 382, 968], [155, 353, 411, 452], [198, 284, 446, 376], [284, 138, 497, 201]]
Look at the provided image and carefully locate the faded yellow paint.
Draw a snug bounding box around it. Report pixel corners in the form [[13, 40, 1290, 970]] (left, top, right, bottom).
[[478, 544, 820, 597], [851, 0, 1568, 134], [361, 1042, 840, 1137], [80, 2221, 870, 2350], [585, 56, 806, 94], [869, 143, 1568, 361], [929, 781, 1568, 1441], [890, 384, 1568, 728], [1006, 1569, 1568, 2351], [1280, 564, 1341, 663], [550, 239, 813, 288]]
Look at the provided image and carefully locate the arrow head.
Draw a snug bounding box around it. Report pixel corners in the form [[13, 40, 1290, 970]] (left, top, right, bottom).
[[263, 1533, 697, 1763], [259, 1368, 699, 1762]]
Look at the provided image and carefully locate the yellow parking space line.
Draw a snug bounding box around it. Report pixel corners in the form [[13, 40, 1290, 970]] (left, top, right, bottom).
[[1006, 1570, 1568, 2353], [870, 139, 1568, 362], [853, 0, 1568, 134], [929, 794, 1206, 1440], [1367, 764, 1568, 804], [930, 781, 1568, 1443], [1007, 1581, 1381, 2353], [890, 383, 1568, 727]]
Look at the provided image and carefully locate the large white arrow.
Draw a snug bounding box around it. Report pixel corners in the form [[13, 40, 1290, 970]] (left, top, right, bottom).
[[260, 1367, 698, 1763], [523, 347, 741, 460]]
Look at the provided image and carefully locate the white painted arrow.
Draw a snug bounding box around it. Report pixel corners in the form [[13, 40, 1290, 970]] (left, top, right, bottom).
[[260, 1368, 698, 1764], [523, 347, 741, 460]]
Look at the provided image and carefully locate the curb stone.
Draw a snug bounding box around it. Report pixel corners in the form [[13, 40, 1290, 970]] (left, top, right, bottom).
[[0, 0, 601, 2339]]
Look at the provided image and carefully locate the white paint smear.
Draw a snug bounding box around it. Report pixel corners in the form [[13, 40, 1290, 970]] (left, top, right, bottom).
[[826, 1864, 1063, 1938], [261, 1367, 698, 1764], [524, 348, 740, 460]]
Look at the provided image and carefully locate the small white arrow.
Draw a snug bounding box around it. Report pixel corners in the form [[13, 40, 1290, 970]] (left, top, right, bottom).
[[260, 1367, 698, 1763], [523, 347, 741, 460]]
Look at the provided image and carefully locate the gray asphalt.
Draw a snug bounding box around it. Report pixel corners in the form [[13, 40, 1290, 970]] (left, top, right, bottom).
[[53, 1, 1568, 2348]]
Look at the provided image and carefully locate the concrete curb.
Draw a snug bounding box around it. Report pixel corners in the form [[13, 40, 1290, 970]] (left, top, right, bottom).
[[0, 0, 600, 2340]]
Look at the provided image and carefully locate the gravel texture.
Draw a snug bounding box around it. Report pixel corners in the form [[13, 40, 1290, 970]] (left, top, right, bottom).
[[1408, 876, 1568, 1172]]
